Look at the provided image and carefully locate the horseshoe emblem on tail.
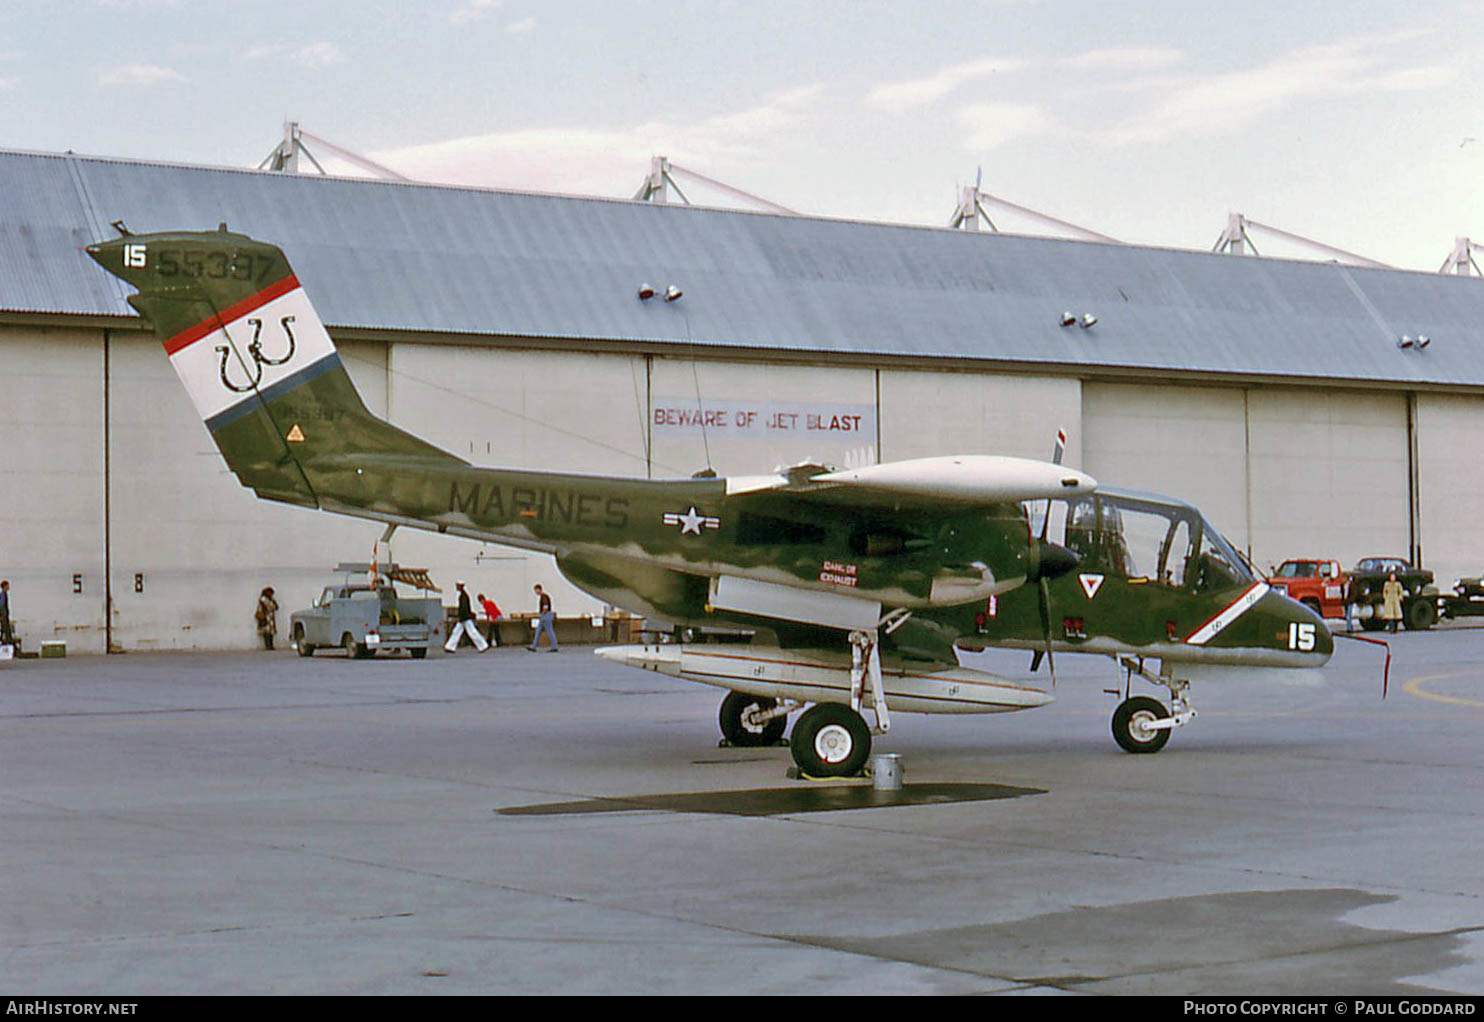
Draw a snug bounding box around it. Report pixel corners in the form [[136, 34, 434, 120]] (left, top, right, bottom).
[[216, 316, 298, 393]]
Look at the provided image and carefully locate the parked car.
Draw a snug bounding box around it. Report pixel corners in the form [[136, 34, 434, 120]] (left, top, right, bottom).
[[1347, 556, 1438, 631]]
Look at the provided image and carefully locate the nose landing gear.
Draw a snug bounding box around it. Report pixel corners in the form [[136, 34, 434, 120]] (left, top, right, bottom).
[[1111, 657, 1196, 754]]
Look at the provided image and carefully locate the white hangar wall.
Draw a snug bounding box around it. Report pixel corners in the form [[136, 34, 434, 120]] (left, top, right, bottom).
[[1081, 381, 1413, 578], [3, 318, 1481, 652], [0, 326, 107, 651], [0, 325, 399, 652], [1416, 394, 1484, 588]]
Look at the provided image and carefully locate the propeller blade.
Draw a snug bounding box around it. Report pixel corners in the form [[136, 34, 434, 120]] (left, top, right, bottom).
[[1036, 577, 1057, 687]]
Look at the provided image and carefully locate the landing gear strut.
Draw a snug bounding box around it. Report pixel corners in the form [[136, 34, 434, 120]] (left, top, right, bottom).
[[789, 623, 901, 776], [1111, 657, 1196, 754]]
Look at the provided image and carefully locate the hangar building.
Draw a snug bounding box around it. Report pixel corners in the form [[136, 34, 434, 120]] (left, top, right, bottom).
[[3, 148, 1482, 652]]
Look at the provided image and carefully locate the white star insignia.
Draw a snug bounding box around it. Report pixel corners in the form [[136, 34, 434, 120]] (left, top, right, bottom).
[[677, 506, 705, 535], [663, 507, 720, 535]]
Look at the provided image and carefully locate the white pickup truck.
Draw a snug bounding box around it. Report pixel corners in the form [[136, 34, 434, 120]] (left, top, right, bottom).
[[290, 566, 445, 658]]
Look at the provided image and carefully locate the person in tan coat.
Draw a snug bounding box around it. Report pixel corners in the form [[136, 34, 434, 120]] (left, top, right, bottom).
[[1381, 572, 1404, 633]]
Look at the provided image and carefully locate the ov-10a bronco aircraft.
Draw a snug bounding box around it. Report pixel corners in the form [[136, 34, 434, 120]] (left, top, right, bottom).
[[87, 226, 1332, 777]]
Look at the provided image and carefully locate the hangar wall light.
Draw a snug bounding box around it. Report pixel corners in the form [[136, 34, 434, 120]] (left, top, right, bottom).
[[638, 283, 685, 302], [1080, 314, 1097, 329], [1058, 311, 1098, 329], [1397, 334, 1432, 351]]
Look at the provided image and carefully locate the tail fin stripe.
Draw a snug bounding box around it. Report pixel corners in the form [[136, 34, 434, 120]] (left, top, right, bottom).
[[164, 273, 301, 356], [165, 282, 339, 424], [203, 351, 342, 434]]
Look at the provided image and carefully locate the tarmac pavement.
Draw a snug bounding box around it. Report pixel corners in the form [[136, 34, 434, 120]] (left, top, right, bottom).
[[1, 627, 1481, 995]]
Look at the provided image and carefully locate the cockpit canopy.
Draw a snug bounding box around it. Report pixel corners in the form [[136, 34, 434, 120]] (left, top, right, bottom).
[[1028, 488, 1252, 593]]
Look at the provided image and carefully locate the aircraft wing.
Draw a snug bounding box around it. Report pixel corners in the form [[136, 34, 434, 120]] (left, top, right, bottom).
[[726, 455, 1096, 507]]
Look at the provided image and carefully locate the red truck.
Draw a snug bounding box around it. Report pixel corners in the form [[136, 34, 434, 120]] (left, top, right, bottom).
[[1268, 558, 1347, 620]]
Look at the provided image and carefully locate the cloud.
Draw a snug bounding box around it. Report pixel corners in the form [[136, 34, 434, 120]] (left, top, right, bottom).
[[450, 0, 500, 24], [359, 88, 824, 198], [297, 42, 344, 69], [954, 101, 1051, 151], [1061, 47, 1186, 72], [1113, 36, 1457, 143], [507, 16, 536, 35], [97, 63, 185, 86], [868, 58, 1027, 112]]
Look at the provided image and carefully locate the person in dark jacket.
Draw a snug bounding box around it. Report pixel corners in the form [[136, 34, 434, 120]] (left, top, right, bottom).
[[528, 584, 558, 652], [444, 581, 489, 652]]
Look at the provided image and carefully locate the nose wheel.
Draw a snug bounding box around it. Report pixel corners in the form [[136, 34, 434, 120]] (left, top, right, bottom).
[[1111, 657, 1197, 754], [1111, 695, 1172, 754]]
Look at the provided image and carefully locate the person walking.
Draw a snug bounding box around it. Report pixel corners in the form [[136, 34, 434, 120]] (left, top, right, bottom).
[[0, 580, 14, 646], [528, 583, 558, 652], [478, 592, 503, 646], [445, 581, 489, 652], [1381, 571, 1404, 633], [255, 587, 278, 650]]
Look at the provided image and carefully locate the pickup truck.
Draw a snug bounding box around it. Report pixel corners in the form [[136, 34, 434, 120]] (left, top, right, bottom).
[[1268, 558, 1347, 619], [290, 571, 445, 658], [1347, 556, 1438, 631]]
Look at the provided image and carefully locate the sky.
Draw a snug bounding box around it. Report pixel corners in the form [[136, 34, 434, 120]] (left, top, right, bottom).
[[2, 0, 1481, 272]]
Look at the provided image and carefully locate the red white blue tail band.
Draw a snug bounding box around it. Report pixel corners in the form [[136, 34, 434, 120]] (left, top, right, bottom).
[[162, 276, 338, 431]]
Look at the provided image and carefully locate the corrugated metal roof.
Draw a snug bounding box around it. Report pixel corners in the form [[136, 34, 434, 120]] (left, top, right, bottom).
[[4, 147, 1484, 388]]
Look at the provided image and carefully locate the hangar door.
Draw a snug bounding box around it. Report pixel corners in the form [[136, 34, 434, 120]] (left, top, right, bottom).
[[1082, 383, 1410, 575], [1082, 383, 1250, 555], [1244, 389, 1408, 575], [1415, 393, 1484, 588]]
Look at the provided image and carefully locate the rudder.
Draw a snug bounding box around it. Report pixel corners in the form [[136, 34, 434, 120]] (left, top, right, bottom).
[[87, 225, 462, 507]]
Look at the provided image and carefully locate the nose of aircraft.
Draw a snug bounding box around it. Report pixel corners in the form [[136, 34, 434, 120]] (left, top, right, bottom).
[[1259, 586, 1334, 663]]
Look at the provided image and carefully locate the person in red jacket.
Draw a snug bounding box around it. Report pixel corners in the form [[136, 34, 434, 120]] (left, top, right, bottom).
[[478, 592, 503, 646]]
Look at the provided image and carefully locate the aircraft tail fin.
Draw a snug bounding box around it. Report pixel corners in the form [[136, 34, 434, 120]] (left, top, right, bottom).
[[86, 226, 464, 507]]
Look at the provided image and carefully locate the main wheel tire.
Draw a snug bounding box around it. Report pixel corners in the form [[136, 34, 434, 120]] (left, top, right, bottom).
[[294, 626, 314, 657], [1112, 696, 1172, 755], [1404, 598, 1437, 631], [789, 703, 871, 778], [719, 691, 787, 747]]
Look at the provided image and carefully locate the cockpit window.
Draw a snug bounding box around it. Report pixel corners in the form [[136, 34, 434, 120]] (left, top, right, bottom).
[[1034, 493, 1252, 591]]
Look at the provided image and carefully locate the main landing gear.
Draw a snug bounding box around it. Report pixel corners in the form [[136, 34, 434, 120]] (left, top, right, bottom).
[[718, 691, 788, 747], [717, 622, 903, 778], [1110, 657, 1197, 754]]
